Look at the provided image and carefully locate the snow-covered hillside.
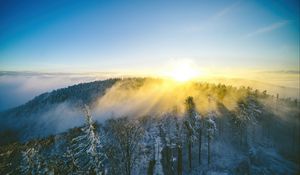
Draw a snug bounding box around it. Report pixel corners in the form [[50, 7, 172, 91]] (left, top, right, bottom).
[[0, 78, 299, 174]]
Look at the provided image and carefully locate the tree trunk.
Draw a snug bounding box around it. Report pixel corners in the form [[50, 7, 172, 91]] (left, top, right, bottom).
[[207, 136, 211, 165], [177, 146, 182, 175], [147, 159, 155, 175], [162, 146, 173, 175], [184, 121, 193, 172], [188, 140, 192, 172], [126, 145, 131, 175], [198, 129, 202, 165]]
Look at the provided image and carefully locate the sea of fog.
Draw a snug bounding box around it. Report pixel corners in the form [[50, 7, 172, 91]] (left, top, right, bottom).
[[0, 71, 299, 111]]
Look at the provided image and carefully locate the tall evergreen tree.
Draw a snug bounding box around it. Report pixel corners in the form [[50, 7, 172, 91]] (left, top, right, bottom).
[[68, 105, 105, 174], [184, 96, 196, 172], [184, 96, 203, 170], [20, 144, 50, 174], [205, 113, 217, 166]]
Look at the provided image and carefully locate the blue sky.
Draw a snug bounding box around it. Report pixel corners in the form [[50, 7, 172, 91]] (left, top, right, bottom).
[[0, 0, 299, 73]]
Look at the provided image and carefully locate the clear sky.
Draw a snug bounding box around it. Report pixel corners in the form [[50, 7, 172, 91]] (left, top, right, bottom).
[[0, 0, 299, 73]]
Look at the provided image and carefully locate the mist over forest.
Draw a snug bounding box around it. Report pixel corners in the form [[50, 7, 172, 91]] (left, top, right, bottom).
[[0, 78, 299, 174], [0, 71, 298, 111]]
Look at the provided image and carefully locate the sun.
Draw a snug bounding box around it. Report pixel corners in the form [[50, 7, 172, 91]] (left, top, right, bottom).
[[167, 61, 200, 82]]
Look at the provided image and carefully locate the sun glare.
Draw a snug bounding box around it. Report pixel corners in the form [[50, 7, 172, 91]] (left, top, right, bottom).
[[166, 61, 200, 82]]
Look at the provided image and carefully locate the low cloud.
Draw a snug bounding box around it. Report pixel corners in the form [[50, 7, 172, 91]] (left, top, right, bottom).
[[93, 79, 248, 119], [0, 71, 100, 111]]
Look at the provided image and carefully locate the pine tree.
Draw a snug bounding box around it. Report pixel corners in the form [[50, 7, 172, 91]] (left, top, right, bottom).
[[184, 96, 199, 171], [159, 114, 177, 175], [68, 105, 105, 174], [175, 119, 183, 175], [194, 113, 203, 165], [63, 146, 79, 173], [20, 144, 48, 174], [205, 113, 217, 166]]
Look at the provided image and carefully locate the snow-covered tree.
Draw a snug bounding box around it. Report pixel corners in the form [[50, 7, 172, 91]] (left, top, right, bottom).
[[68, 105, 105, 174], [153, 137, 163, 175], [20, 144, 50, 174], [159, 114, 178, 175], [134, 116, 160, 175], [104, 117, 144, 175], [63, 145, 79, 173], [184, 96, 203, 170], [194, 113, 203, 165], [184, 96, 196, 171], [205, 113, 217, 166], [175, 117, 184, 175], [234, 99, 261, 149]]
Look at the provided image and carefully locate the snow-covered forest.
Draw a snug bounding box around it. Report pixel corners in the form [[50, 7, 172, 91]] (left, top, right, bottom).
[[0, 78, 299, 174]]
